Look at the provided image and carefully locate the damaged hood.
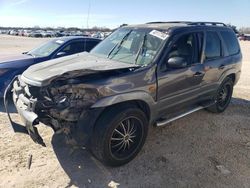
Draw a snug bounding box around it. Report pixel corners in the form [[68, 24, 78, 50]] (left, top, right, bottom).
[[21, 52, 138, 87]]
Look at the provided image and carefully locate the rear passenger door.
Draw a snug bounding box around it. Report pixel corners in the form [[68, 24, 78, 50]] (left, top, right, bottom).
[[200, 31, 229, 100]]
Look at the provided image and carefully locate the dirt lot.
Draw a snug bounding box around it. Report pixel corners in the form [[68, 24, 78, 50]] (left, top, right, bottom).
[[0, 35, 249, 188]]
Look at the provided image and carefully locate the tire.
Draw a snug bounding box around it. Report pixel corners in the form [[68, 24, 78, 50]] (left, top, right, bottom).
[[91, 105, 148, 166], [206, 77, 234, 113]]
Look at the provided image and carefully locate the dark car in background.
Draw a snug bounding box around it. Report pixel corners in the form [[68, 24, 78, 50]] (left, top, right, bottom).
[[239, 34, 250, 41], [0, 36, 101, 97]]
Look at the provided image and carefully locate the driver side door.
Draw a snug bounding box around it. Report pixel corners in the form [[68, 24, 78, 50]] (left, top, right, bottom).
[[157, 32, 205, 116]]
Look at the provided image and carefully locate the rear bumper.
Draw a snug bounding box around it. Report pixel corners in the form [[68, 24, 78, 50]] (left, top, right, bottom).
[[4, 76, 45, 146]]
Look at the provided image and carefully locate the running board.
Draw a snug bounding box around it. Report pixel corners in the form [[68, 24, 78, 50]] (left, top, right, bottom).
[[156, 106, 204, 127]]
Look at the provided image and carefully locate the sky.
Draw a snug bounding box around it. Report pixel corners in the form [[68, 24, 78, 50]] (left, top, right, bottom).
[[0, 0, 250, 29]]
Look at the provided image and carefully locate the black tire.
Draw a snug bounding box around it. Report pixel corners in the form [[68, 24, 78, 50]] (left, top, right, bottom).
[[206, 77, 234, 113], [91, 105, 148, 166]]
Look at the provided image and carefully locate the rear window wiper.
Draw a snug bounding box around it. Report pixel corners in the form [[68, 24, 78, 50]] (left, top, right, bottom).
[[107, 30, 132, 58]]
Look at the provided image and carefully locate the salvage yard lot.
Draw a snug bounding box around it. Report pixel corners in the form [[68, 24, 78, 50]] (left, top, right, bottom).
[[0, 35, 250, 188]]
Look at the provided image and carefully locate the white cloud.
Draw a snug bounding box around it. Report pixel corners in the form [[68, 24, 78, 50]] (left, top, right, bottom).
[[0, 15, 37, 27], [4, 0, 29, 7]]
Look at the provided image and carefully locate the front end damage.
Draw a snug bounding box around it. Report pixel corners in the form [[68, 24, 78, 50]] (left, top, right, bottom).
[[7, 75, 105, 146]]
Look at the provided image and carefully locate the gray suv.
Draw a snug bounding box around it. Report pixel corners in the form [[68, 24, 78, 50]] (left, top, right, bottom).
[[5, 22, 242, 166]]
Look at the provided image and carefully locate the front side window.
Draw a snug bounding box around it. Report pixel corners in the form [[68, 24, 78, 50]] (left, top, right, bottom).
[[205, 32, 221, 60], [61, 41, 84, 55], [91, 28, 167, 66], [84, 41, 99, 52], [167, 33, 196, 66]]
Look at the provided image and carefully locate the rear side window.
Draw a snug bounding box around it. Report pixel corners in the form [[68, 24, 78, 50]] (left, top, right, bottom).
[[220, 31, 240, 55], [61, 41, 84, 55], [205, 32, 221, 60], [84, 40, 99, 52]]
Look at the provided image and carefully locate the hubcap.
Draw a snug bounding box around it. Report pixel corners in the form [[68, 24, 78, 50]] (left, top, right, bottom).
[[109, 117, 143, 159], [217, 84, 230, 108]]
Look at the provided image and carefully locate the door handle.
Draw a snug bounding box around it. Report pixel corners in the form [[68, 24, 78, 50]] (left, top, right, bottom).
[[193, 72, 204, 77], [219, 64, 225, 70]]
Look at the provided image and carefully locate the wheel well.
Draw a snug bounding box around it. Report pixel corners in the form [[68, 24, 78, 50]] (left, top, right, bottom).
[[101, 100, 151, 121], [227, 73, 236, 84]]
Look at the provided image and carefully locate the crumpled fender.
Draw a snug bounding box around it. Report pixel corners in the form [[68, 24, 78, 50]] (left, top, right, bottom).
[[91, 91, 157, 122]]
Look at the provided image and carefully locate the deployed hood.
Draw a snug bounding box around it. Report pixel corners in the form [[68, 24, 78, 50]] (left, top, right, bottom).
[[22, 52, 138, 87], [0, 54, 33, 65]]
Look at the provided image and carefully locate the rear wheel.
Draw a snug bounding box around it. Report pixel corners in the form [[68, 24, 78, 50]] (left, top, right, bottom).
[[91, 105, 148, 166], [206, 77, 234, 113]]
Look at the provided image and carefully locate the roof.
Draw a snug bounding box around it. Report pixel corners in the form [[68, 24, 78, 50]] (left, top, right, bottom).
[[53, 36, 101, 42], [124, 21, 230, 31]]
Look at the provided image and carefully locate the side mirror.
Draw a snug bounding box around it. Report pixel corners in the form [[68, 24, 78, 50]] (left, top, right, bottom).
[[22, 51, 28, 54], [167, 57, 187, 68], [56, 52, 67, 57]]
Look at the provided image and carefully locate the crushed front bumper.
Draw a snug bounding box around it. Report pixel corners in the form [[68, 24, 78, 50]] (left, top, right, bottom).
[[4, 76, 46, 146]]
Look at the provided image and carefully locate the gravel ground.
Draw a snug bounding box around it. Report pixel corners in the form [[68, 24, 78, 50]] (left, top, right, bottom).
[[0, 35, 249, 188]]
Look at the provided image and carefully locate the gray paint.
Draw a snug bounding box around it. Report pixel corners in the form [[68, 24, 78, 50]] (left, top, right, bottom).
[[8, 22, 242, 146]]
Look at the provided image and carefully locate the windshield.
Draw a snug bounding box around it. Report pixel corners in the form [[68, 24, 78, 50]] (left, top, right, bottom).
[[90, 28, 167, 66], [28, 40, 63, 57]]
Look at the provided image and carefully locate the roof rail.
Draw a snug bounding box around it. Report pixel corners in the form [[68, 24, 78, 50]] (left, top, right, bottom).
[[188, 22, 227, 27], [146, 21, 192, 24]]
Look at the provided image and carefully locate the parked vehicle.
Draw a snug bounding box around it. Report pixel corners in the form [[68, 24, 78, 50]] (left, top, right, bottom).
[[41, 31, 55, 38], [9, 30, 18, 35], [28, 31, 43, 38], [0, 36, 101, 97], [23, 30, 32, 37], [239, 34, 250, 41], [54, 31, 64, 37], [6, 22, 242, 166], [0, 30, 8, 34], [91, 31, 105, 39], [18, 30, 25, 36]]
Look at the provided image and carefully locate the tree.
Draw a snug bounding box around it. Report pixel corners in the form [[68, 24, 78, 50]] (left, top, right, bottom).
[[227, 24, 239, 34]]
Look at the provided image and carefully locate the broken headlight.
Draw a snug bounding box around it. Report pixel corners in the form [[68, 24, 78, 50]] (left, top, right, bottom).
[[48, 84, 100, 121]]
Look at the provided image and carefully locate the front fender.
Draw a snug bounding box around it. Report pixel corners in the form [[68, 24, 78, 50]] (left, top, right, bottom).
[[91, 91, 157, 122]]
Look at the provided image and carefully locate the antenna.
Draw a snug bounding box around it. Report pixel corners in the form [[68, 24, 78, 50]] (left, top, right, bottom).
[[84, 0, 91, 51], [86, 0, 91, 29]]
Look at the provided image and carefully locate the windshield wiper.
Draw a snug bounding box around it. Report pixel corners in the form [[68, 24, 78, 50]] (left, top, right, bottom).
[[134, 33, 147, 64], [107, 30, 132, 58], [26, 53, 35, 57]]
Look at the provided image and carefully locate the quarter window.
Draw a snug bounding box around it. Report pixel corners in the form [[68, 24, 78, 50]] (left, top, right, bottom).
[[205, 32, 221, 60], [220, 31, 240, 55]]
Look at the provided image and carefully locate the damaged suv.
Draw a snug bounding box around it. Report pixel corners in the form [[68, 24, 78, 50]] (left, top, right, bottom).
[[6, 22, 242, 166]]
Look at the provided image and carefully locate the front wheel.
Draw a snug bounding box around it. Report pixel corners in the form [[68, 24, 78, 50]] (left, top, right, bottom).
[[206, 77, 234, 113], [91, 106, 148, 166]]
